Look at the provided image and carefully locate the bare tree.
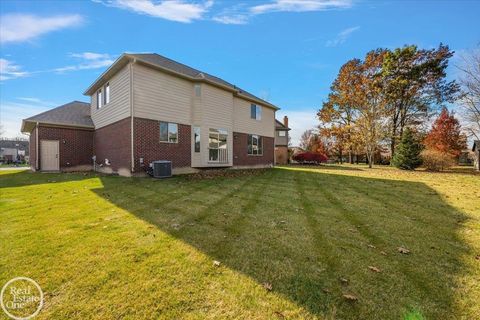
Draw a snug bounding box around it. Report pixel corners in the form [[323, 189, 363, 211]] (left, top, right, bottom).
[[457, 47, 480, 140]]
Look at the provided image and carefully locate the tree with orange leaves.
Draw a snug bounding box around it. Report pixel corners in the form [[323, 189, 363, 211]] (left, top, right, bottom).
[[424, 107, 467, 158]]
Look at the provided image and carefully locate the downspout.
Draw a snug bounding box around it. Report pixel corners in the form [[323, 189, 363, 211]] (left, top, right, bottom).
[[130, 60, 135, 174], [35, 122, 39, 170]]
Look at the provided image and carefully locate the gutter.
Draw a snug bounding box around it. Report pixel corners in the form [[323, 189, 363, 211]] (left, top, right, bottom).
[[130, 60, 135, 173]]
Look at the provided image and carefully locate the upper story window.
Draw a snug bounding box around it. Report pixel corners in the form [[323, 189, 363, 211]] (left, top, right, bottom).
[[97, 89, 102, 109], [160, 122, 178, 143], [247, 134, 263, 156], [278, 131, 286, 137], [250, 104, 262, 120], [194, 84, 201, 97], [104, 83, 110, 105]]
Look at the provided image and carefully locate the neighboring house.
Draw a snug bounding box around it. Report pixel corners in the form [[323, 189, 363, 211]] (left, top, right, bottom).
[[473, 140, 480, 171], [274, 116, 290, 165], [22, 53, 279, 176], [0, 139, 29, 163]]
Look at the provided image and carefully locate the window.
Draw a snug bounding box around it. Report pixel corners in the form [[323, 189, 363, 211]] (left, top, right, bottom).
[[209, 128, 228, 162], [278, 131, 286, 137], [194, 127, 200, 152], [248, 134, 263, 155], [194, 84, 201, 97], [250, 104, 262, 120], [159, 122, 178, 143], [104, 83, 110, 105], [97, 89, 102, 109]]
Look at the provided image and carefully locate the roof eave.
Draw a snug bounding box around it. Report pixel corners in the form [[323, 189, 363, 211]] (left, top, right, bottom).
[[83, 54, 131, 96], [21, 119, 94, 133]]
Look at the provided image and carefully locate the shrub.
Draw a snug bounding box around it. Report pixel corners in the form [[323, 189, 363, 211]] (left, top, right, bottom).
[[421, 149, 455, 171], [391, 128, 423, 170], [292, 152, 328, 164]]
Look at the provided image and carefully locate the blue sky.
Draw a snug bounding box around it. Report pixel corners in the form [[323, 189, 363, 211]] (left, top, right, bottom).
[[1, 0, 479, 144]]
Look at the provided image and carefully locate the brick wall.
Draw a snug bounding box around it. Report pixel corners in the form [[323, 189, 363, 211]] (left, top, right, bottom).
[[29, 128, 37, 170], [94, 117, 131, 172], [133, 117, 191, 173], [38, 125, 94, 169], [233, 132, 274, 166], [275, 146, 289, 165]]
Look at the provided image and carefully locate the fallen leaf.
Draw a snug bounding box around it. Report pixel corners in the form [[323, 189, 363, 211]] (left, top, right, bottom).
[[368, 266, 381, 273], [380, 251, 388, 256], [398, 247, 411, 254], [339, 278, 349, 285], [367, 244, 376, 249], [475, 255, 480, 260], [213, 260, 221, 267], [343, 294, 358, 301], [274, 311, 285, 319], [322, 288, 331, 293], [263, 282, 273, 291]]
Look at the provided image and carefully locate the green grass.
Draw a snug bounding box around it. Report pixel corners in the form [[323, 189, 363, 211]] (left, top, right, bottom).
[[0, 165, 479, 319]]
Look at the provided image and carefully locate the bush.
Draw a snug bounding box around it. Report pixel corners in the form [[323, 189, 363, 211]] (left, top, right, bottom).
[[421, 149, 455, 171], [391, 128, 423, 170], [292, 152, 328, 164]]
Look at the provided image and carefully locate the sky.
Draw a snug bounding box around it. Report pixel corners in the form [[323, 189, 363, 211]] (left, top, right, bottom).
[[0, 0, 479, 145]]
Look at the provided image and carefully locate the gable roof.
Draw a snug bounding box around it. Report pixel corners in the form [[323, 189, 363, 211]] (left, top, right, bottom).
[[83, 53, 279, 110], [21, 101, 93, 133], [275, 119, 290, 130], [473, 140, 480, 152]]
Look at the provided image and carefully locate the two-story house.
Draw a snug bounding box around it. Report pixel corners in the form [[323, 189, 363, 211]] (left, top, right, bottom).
[[274, 116, 290, 165], [21, 53, 279, 176]]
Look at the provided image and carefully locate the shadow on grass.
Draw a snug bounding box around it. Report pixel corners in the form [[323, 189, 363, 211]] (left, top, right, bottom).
[[1, 168, 473, 319], [92, 168, 470, 319], [286, 164, 364, 171]]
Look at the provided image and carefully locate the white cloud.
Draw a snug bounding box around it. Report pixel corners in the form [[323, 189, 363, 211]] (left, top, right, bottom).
[[0, 99, 55, 138], [212, 14, 249, 25], [0, 14, 83, 44], [325, 26, 359, 47], [281, 110, 318, 146], [0, 59, 30, 81], [53, 52, 116, 73], [98, 0, 213, 23], [251, 0, 352, 15]]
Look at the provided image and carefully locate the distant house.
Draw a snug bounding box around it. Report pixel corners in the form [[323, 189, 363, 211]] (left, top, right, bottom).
[[0, 139, 29, 163], [274, 116, 290, 165], [473, 140, 480, 171], [21, 53, 280, 175]]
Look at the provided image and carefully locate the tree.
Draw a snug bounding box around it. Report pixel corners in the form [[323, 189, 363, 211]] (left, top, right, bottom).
[[457, 46, 480, 140], [318, 59, 362, 163], [355, 49, 389, 168], [299, 129, 314, 151], [424, 108, 467, 158], [391, 128, 423, 170], [382, 44, 460, 157]]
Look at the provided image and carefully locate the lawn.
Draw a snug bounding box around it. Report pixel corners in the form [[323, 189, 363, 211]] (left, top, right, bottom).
[[0, 166, 479, 319]]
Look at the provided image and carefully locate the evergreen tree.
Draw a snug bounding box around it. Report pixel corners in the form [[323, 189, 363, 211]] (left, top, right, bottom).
[[391, 128, 423, 170]]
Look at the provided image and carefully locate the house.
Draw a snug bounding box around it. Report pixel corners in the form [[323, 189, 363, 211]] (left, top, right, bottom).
[[274, 116, 290, 165], [473, 140, 480, 171], [22, 53, 279, 176], [0, 139, 29, 163]]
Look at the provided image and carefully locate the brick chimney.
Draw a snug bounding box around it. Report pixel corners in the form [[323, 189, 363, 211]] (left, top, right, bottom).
[[283, 116, 289, 128]]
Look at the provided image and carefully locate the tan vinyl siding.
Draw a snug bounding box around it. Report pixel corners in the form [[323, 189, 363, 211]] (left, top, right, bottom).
[[197, 84, 234, 167], [275, 130, 289, 146], [233, 97, 275, 138], [132, 63, 192, 124], [90, 64, 131, 129]]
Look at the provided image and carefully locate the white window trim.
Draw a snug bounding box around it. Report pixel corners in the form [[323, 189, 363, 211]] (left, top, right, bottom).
[[247, 134, 263, 156], [104, 82, 110, 105], [159, 122, 179, 144], [97, 89, 102, 109]]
